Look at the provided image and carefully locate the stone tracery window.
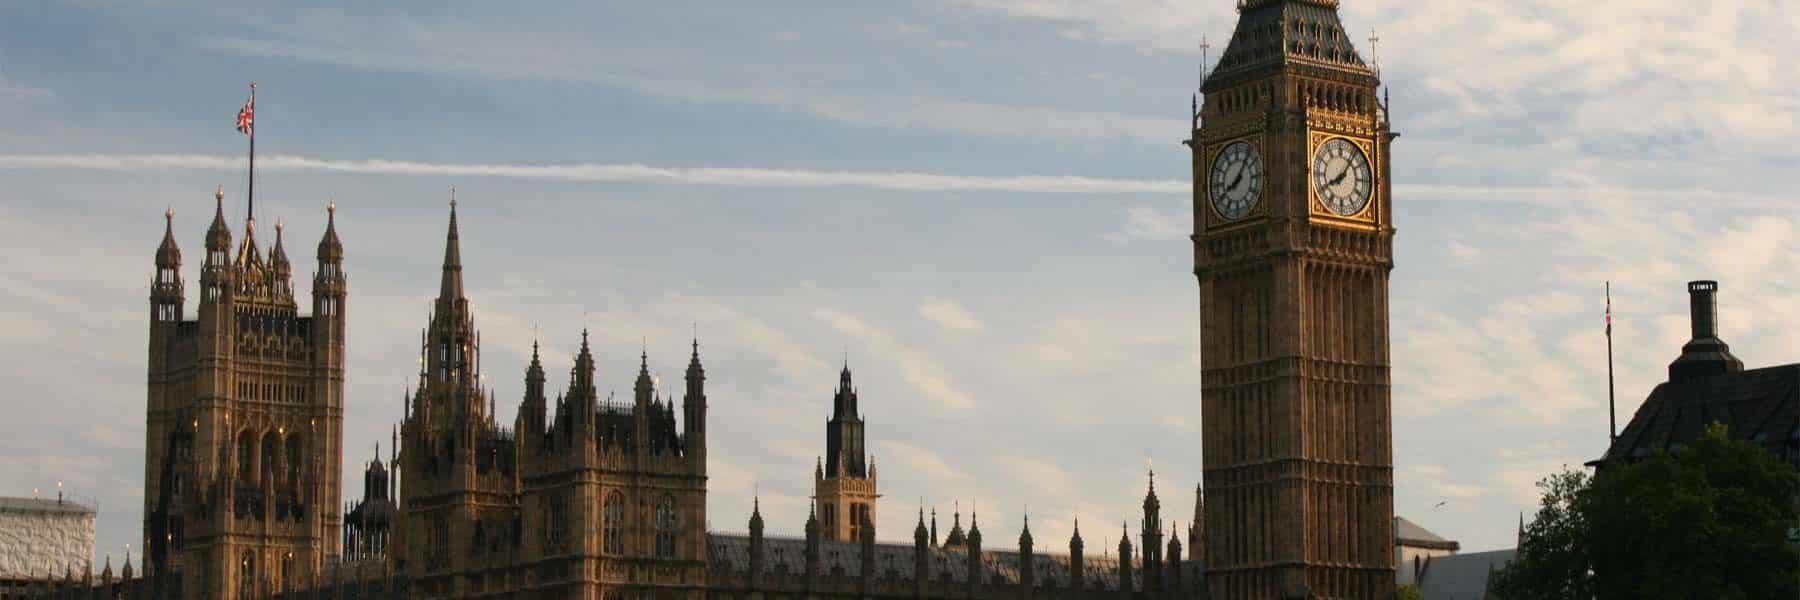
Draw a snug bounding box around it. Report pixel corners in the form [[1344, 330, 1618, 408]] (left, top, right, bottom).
[[604, 492, 626, 555], [548, 493, 570, 552], [237, 552, 256, 598], [655, 495, 677, 558]]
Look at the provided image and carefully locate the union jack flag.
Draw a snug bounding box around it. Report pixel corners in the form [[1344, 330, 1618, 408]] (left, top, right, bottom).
[[235, 82, 255, 135]]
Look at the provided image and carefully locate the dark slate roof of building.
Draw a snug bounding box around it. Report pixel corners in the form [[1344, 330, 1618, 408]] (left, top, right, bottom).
[[1394, 516, 1458, 551], [0, 497, 96, 515], [1601, 363, 1799, 466], [1205, 0, 1373, 90], [707, 534, 1182, 592], [1418, 548, 1514, 600]]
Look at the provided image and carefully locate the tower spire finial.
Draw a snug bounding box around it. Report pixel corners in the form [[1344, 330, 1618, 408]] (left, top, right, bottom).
[[1369, 28, 1383, 75], [1199, 34, 1211, 89], [438, 190, 463, 301]]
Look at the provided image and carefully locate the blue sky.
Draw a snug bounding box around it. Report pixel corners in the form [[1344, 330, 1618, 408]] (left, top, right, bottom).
[[2, 0, 1798, 566]]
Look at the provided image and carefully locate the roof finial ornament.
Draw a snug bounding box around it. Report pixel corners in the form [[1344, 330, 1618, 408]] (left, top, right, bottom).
[[215, 184, 224, 205], [1369, 28, 1382, 75], [1199, 34, 1211, 89], [449, 185, 457, 211]]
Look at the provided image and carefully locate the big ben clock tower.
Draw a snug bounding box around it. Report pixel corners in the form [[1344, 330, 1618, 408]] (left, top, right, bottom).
[[1188, 0, 1395, 598]]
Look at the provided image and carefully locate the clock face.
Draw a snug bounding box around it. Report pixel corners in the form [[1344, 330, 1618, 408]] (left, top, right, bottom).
[[1312, 138, 1373, 216], [1209, 141, 1263, 221]]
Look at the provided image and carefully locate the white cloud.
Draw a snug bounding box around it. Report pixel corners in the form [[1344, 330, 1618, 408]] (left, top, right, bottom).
[[199, 32, 1174, 145], [878, 440, 968, 483], [814, 307, 974, 412], [918, 296, 985, 333], [955, 1, 1800, 158], [0, 74, 52, 100], [1114, 205, 1187, 241], [995, 455, 1077, 499], [0, 153, 1185, 195]]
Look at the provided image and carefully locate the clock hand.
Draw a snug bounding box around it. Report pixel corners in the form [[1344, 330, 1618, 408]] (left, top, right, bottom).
[[1328, 165, 1349, 187], [1227, 170, 1246, 193]]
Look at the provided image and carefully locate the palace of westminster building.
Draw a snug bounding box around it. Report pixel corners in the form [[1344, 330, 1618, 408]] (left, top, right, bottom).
[[112, 1, 1402, 598]]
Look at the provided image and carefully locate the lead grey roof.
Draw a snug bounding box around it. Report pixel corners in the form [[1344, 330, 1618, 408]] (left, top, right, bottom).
[[1418, 548, 1514, 600], [1602, 363, 1798, 467], [1395, 516, 1458, 550], [707, 534, 1169, 591], [0, 497, 96, 515], [1205, 0, 1372, 90]]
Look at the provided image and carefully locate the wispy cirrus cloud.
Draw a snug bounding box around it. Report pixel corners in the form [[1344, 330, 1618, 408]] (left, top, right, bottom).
[[5, 153, 1796, 210], [814, 307, 974, 412], [0, 153, 1184, 194], [199, 32, 1174, 145], [918, 296, 985, 334]]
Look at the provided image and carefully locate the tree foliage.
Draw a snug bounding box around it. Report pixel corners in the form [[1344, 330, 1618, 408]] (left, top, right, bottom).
[[1492, 424, 1799, 600], [1488, 468, 1593, 599], [1581, 423, 1798, 599]]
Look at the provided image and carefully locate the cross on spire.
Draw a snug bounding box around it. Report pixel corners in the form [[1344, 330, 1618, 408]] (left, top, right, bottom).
[[1199, 34, 1212, 89], [1369, 29, 1382, 73]]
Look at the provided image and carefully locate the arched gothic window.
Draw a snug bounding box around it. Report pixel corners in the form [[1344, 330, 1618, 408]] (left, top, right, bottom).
[[237, 431, 255, 481], [237, 552, 256, 598], [604, 492, 626, 555], [655, 495, 677, 558], [547, 493, 570, 552]]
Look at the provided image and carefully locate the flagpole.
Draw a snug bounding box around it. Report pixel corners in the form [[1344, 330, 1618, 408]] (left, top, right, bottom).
[[1606, 281, 1617, 444], [247, 81, 256, 223]]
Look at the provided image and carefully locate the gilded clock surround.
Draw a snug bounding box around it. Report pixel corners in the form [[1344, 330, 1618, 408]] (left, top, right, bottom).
[[1204, 135, 1268, 225], [1307, 131, 1380, 230]]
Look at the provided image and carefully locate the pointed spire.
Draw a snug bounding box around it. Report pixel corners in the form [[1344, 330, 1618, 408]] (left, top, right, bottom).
[[235, 199, 261, 270], [572, 329, 595, 392], [688, 333, 704, 374], [205, 185, 231, 254], [528, 335, 546, 380], [316, 196, 343, 261], [1071, 517, 1083, 544], [750, 493, 765, 532], [270, 218, 291, 274], [636, 345, 654, 400], [156, 207, 181, 267], [1516, 512, 1526, 549], [438, 189, 463, 301]]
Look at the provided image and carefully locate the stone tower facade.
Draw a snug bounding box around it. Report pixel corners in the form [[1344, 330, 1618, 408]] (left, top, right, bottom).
[[1188, 0, 1396, 597], [144, 188, 346, 600], [814, 366, 877, 543], [396, 200, 710, 599]]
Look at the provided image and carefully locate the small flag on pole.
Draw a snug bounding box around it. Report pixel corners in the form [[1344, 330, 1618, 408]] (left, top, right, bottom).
[[235, 82, 256, 135], [1605, 283, 1612, 335]]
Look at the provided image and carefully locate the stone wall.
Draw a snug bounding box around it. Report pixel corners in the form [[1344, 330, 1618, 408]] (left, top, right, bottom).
[[0, 498, 96, 580]]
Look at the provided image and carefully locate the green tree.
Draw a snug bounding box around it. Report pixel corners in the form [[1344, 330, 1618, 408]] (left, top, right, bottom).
[[1493, 423, 1799, 600], [1393, 583, 1422, 600], [1489, 468, 1593, 599], [1581, 423, 1798, 600]]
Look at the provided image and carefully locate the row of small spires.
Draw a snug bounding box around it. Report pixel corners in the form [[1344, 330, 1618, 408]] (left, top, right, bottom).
[[156, 186, 342, 270], [747, 471, 1198, 554], [740, 497, 1197, 577], [21, 552, 136, 586]]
